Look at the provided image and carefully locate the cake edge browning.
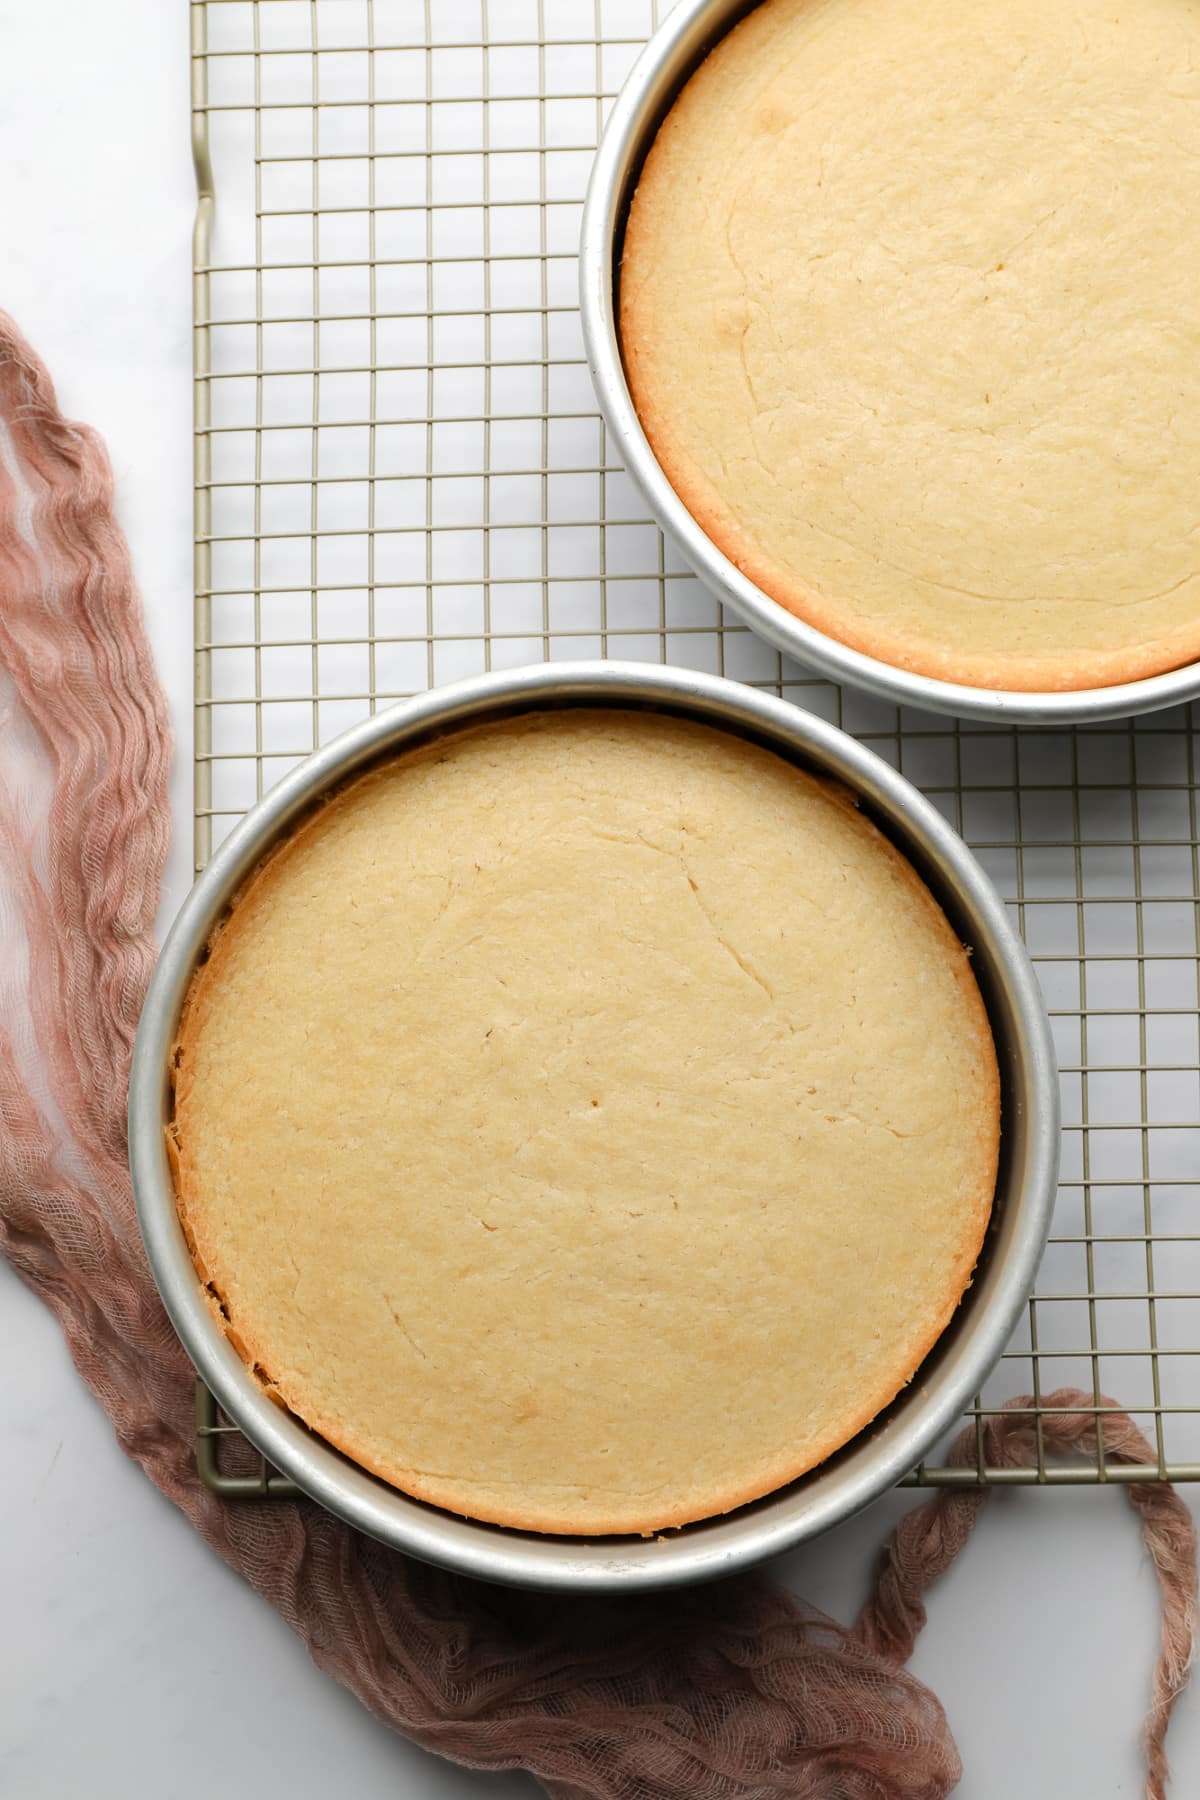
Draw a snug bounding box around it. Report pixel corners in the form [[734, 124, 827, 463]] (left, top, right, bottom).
[[170, 722, 1000, 1537], [617, 7, 1200, 697]]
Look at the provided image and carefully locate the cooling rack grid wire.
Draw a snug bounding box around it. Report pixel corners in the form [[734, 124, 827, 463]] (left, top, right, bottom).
[[191, 0, 1200, 1495]]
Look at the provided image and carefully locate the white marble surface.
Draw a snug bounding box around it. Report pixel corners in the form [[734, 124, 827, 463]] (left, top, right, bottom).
[[1, 3, 1198, 1796]]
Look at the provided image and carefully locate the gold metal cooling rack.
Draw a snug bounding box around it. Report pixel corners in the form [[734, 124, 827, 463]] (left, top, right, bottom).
[[191, 0, 1200, 1496]]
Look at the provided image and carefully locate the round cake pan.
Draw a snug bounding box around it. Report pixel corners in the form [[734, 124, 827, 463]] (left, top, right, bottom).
[[579, 0, 1200, 727], [130, 662, 1058, 1591]]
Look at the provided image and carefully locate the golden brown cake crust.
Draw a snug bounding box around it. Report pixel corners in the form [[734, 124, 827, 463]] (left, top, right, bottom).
[[620, 0, 1200, 693], [172, 712, 999, 1535]]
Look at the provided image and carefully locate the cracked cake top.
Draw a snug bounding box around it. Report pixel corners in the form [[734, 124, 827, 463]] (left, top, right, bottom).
[[171, 709, 998, 1534], [620, 0, 1200, 692]]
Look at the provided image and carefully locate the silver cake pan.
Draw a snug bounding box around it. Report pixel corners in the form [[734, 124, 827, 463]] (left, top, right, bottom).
[[130, 662, 1058, 1591], [579, 0, 1200, 726]]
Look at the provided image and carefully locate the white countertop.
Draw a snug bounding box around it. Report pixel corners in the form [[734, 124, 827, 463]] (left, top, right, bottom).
[[1, 5, 1197, 1795]]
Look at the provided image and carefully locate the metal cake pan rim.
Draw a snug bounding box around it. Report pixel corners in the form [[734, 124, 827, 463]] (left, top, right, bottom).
[[578, 0, 1200, 726], [130, 661, 1059, 1591]]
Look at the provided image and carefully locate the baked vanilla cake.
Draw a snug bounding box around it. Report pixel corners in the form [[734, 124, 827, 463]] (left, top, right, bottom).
[[620, 0, 1200, 692], [171, 711, 999, 1535]]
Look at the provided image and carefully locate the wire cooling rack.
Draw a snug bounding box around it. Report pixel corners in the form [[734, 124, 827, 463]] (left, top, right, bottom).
[[191, 0, 1200, 1496]]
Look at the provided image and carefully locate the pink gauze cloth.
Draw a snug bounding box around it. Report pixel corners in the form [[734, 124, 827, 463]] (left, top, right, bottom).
[[0, 307, 1196, 1800]]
